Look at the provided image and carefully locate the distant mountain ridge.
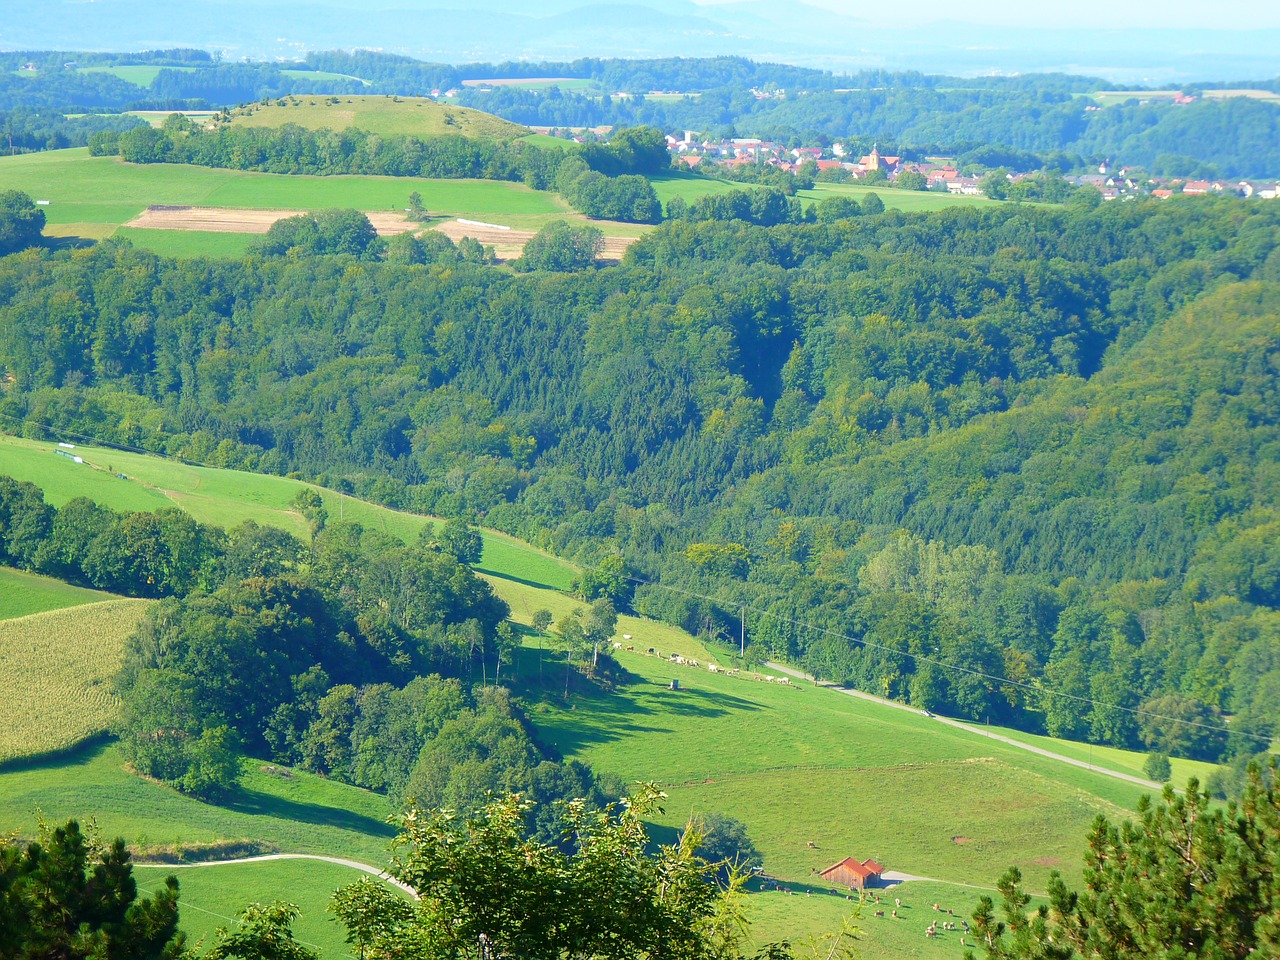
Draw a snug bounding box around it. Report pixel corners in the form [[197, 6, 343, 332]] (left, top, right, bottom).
[[4, 0, 1278, 81]]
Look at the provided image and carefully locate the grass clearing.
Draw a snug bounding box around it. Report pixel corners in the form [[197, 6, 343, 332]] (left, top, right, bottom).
[[0, 566, 117, 620], [229, 95, 529, 140], [134, 858, 378, 959], [0, 744, 396, 862], [0, 600, 153, 765]]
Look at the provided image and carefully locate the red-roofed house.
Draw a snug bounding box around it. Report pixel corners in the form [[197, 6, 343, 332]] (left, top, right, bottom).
[[819, 857, 885, 889]]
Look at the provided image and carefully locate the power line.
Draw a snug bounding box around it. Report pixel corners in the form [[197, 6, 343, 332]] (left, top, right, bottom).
[[621, 573, 1273, 748]]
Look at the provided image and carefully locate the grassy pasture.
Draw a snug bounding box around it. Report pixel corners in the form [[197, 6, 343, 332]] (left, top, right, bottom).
[[0, 600, 152, 765], [134, 858, 378, 959], [0, 566, 116, 620], [0, 434, 575, 592], [229, 95, 529, 140], [528, 644, 1153, 895]]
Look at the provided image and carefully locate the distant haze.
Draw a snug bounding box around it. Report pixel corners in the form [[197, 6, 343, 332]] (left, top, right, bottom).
[[3, 0, 1279, 81]]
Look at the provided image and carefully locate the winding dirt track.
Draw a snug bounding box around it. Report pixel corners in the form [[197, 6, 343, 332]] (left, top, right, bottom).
[[144, 853, 418, 898]]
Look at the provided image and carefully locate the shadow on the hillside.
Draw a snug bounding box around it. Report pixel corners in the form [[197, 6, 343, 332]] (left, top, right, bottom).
[[540, 680, 763, 756], [475, 568, 563, 592], [223, 789, 396, 839], [43, 236, 96, 253], [0, 736, 111, 775]]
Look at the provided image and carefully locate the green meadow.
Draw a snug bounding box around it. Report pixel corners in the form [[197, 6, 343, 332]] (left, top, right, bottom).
[[0, 566, 116, 620], [0, 149, 574, 244], [134, 858, 382, 960]]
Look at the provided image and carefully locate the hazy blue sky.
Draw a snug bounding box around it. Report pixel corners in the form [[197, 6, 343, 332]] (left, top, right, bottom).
[[695, 0, 1280, 29]]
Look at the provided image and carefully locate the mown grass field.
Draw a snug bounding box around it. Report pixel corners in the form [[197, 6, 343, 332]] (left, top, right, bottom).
[[0, 600, 152, 765], [229, 95, 529, 140], [0, 566, 116, 619], [134, 858, 400, 959]]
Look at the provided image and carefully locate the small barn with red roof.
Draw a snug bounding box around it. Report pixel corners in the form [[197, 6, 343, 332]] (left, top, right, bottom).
[[819, 857, 885, 889]]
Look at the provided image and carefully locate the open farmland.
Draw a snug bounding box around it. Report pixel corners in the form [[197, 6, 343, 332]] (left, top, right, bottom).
[[0, 566, 117, 620], [0, 148, 645, 256], [0, 600, 152, 765], [229, 95, 530, 140]]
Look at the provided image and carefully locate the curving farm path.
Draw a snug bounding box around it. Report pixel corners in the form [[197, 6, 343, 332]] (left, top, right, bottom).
[[141, 853, 418, 898]]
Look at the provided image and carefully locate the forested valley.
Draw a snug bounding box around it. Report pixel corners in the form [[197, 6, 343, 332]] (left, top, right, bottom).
[[2, 195, 1278, 785]]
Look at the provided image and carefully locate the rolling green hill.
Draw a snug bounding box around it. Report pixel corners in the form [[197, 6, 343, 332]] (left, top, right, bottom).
[[229, 95, 530, 140], [0, 434, 575, 590]]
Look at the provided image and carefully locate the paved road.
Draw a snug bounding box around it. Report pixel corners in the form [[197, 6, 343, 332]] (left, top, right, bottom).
[[764, 662, 1161, 792], [138, 853, 418, 898]]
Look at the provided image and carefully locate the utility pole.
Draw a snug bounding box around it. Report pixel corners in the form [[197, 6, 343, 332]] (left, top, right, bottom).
[[740, 605, 746, 659]]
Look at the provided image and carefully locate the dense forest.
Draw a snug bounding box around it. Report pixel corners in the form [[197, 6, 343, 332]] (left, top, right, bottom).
[[2, 194, 1278, 776]]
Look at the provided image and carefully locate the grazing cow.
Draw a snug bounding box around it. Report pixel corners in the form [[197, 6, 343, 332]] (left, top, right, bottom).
[[806, 840, 816, 848], [874, 910, 884, 917]]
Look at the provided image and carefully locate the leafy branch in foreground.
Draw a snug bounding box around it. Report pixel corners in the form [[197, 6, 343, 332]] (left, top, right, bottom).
[[966, 758, 1280, 960], [331, 785, 853, 960]]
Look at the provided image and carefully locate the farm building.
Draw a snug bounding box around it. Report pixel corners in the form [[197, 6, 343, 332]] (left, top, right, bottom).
[[819, 857, 885, 889]]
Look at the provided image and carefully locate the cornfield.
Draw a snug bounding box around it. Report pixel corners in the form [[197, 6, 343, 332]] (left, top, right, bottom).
[[0, 599, 153, 764]]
